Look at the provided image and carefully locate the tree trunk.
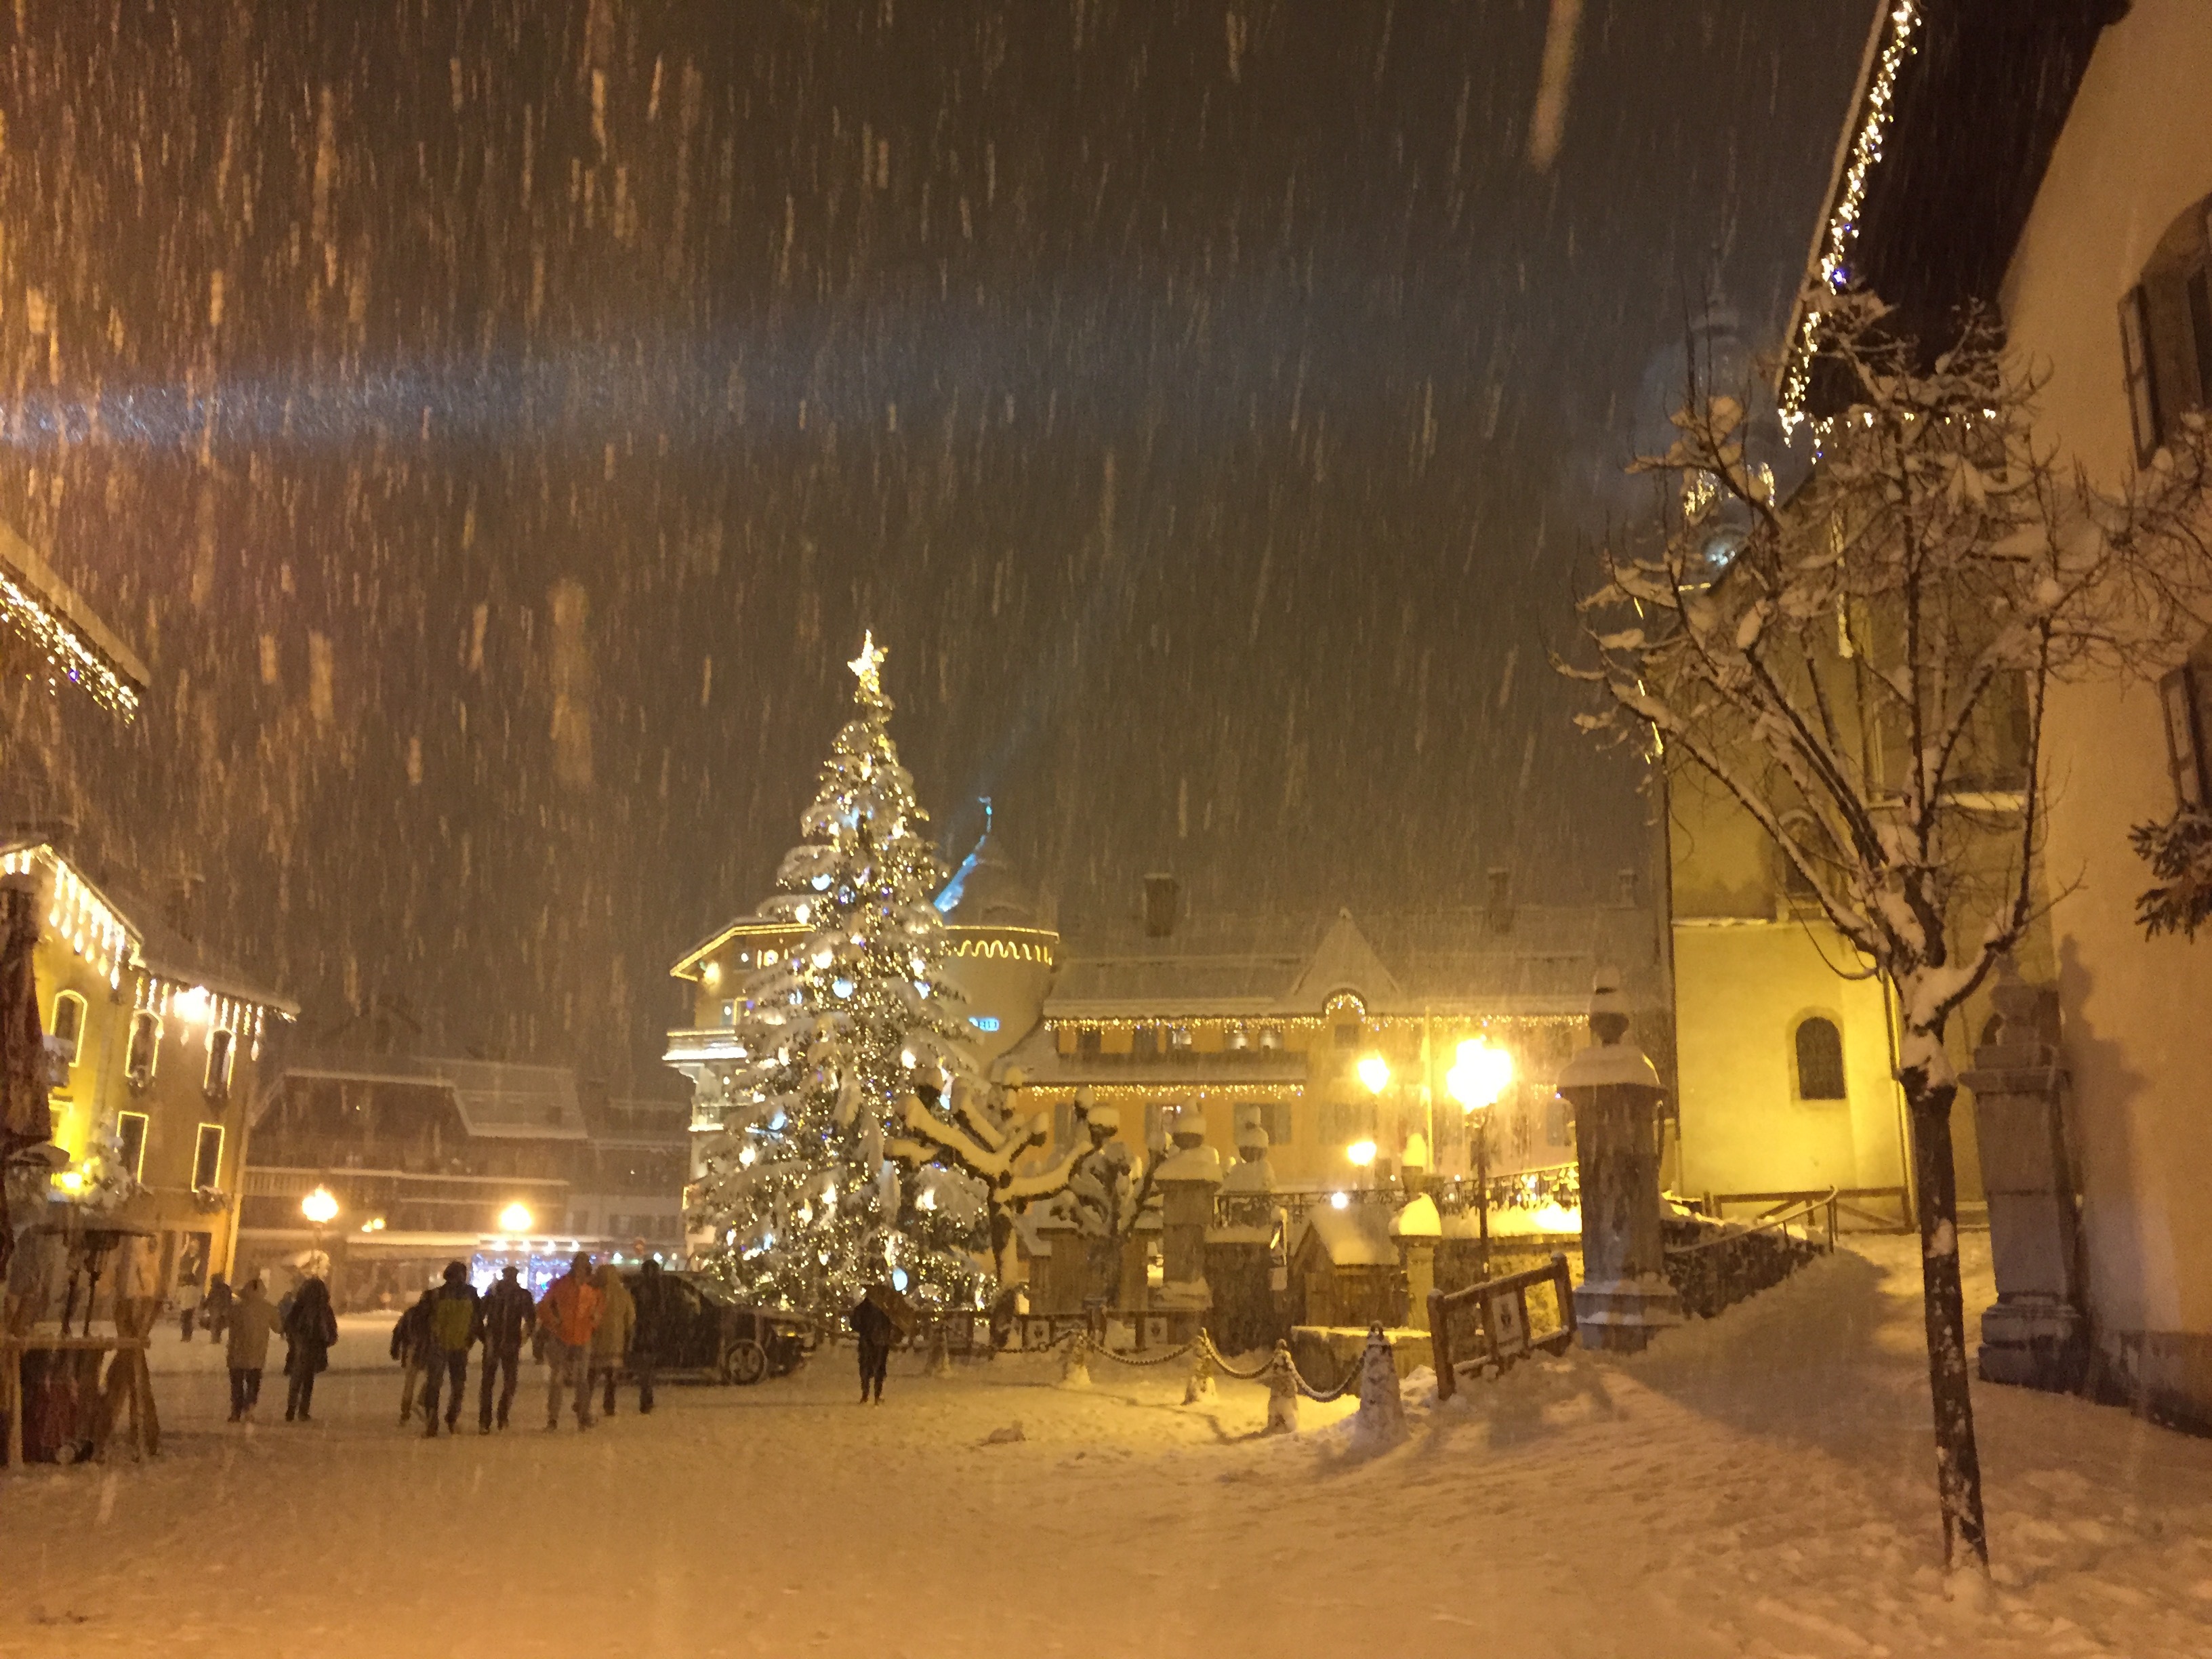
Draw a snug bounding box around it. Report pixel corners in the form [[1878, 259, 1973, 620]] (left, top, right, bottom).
[[1904, 1073, 1990, 1571]]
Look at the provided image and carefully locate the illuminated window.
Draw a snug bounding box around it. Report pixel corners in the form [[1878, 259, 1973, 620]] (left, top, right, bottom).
[[191, 1122, 225, 1191], [204, 1029, 236, 1101], [49, 990, 87, 1064], [1793, 1017, 1847, 1102], [115, 1111, 149, 1181], [125, 1012, 161, 1086]]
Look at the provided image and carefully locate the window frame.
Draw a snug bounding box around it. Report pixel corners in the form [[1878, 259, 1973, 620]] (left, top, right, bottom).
[[2162, 663, 2209, 809], [2121, 283, 2163, 464], [203, 1027, 237, 1101], [49, 989, 87, 1065], [190, 1122, 225, 1191], [125, 1010, 162, 1088], [1790, 1015, 1849, 1103], [115, 1109, 150, 1182]]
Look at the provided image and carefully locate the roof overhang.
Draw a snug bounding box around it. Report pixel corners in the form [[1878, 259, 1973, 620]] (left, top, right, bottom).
[[0, 520, 150, 721]]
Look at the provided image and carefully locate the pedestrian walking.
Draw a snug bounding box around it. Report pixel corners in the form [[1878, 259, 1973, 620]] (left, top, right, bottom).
[[851, 1284, 901, 1405], [200, 1273, 233, 1343], [535, 1254, 603, 1431], [281, 1275, 340, 1422], [592, 1261, 636, 1419], [224, 1278, 283, 1423], [390, 1284, 435, 1424], [476, 1265, 535, 1433], [417, 1261, 483, 1437], [629, 1258, 671, 1414]]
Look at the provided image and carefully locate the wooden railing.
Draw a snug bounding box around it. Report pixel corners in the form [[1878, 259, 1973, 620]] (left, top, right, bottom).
[[1427, 1253, 1578, 1401], [1698, 1185, 1908, 1233], [1664, 1191, 1835, 1319]]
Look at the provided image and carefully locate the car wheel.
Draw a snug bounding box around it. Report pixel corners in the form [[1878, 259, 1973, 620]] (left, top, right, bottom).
[[720, 1339, 769, 1386]]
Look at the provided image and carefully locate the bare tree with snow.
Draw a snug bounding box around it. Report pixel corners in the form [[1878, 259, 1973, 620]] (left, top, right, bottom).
[[1564, 291, 2212, 1571]]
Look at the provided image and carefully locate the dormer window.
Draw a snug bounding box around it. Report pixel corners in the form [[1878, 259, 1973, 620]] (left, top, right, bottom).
[[49, 990, 86, 1065], [125, 1011, 161, 1087], [204, 1029, 237, 1101]]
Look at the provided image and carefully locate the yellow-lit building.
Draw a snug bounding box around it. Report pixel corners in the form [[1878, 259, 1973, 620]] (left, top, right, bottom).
[[3, 838, 295, 1296], [668, 828, 1664, 1219]]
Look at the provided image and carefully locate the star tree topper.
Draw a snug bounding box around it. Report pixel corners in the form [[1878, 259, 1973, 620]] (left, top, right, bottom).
[[848, 630, 886, 699]]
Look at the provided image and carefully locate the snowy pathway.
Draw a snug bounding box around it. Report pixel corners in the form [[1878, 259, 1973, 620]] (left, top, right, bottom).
[[5, 1238, 2212, 1658]]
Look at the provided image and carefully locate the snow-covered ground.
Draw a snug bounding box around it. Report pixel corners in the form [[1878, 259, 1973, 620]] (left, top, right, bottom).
[[7, 1236, 2212, 1658]]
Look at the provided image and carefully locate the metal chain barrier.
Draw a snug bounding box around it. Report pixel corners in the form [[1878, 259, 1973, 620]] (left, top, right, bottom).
[[1195, 1330, 1277, 1382]]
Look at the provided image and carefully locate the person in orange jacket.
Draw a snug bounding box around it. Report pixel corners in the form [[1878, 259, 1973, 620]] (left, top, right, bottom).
[[535, 1254, 605, 1430]]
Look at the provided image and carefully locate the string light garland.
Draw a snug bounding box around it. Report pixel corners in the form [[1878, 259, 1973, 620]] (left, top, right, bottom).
[[0, 562, 144, 720], [1778, 0, 1921, 438]]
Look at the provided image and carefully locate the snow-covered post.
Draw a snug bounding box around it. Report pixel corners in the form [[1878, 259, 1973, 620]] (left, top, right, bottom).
[[1959, 963, 2087, 1391], [1150, 1108, 1223, 1343], [926, 1323, 952, 1378], [1557, 970, 1680, 1352], [1391, 1192, 1441, 1331], [1183, 1345, 1216, 1406], [1353, 1323, 1404, 1439], [1059, 1330, 1091, 1389], [1263, 1341, 1298, 1435]]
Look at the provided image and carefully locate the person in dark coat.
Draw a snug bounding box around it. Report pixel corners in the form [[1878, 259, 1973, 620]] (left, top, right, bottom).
[[417, 1261, 483, 1437], [199, 1274, 233, 1342], [628, 1258, 671, 1415], [476, 1265, 535, 1433], [281, 1275, 340, 1422], [851, 1285, 899, 1404], [390, 1285, 435, 1425]]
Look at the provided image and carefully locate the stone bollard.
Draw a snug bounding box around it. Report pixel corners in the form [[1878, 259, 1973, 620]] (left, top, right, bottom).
[[1264, 1341, 1300, 1434], [1183, 1345, 1217, 1406], [1059, 1332, 1092, 1389], [1354, 1322, 1404, 1438]]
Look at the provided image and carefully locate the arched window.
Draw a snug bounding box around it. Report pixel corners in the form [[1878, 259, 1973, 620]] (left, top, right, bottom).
[[125, 1011, 161, 1087], [1793, 1017, 1847, 1101], [49, 990, 86, 1065], [204, 1028, 236, 1101]]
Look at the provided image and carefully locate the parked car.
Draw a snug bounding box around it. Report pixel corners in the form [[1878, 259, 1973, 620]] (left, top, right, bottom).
[[621, 1269, 815, 1385]]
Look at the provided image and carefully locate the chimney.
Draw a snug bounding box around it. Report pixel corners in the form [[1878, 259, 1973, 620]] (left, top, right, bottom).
[[164, 872, 205, 944], [1142, 873, 1181, 939], [1485, 867, 1515, 935]]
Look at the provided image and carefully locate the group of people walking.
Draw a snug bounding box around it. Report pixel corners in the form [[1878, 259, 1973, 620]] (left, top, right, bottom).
[[213, 1254, 674, 1433], [217, 1273, 339, 1423], [389, 1254, 663, 1435]]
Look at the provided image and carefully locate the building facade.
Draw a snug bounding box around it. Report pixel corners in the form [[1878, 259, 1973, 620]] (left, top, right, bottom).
[[3, 838, 295, 1303]]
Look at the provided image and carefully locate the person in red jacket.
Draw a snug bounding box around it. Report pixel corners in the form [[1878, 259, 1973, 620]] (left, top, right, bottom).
[[535, 1254, 604, 1431]]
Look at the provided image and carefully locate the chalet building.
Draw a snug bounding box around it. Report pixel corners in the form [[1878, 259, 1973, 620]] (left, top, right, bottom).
[[236, 1053, 688, 1306], [668, 822, 1663, 1286], [1772, 0, 2212, 1426], [1, 836, 295, 1302]]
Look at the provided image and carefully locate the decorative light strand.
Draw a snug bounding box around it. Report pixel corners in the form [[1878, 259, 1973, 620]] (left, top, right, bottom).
[[0, 565, 142, 720], [1778, 1, 1921, 437]]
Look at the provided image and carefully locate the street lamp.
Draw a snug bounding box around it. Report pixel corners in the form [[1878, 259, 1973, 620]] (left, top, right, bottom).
[[498, 1201, 534, 1233], [301, 1185, 339, 1282], [1446, 1039, 1515, 1279]]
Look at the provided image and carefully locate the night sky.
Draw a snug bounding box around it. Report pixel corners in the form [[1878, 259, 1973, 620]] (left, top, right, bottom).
[[0, 1, 1870, 1087]]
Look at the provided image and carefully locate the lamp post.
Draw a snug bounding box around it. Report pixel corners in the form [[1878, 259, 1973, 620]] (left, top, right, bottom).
[[301, 1185, 339, 1282], [1446, 1039, 1515, 1282], [1357, 1052, 1393, 1193]]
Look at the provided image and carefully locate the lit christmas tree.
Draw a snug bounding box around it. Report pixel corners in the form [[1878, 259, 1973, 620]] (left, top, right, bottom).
[[692, 634, 988, 1326]]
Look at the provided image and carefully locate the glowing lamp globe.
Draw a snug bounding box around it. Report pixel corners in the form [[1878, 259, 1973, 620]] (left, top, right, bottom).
[[498, 1202, 534, 1233], [1347, 1139, 1377, 1168], [301, 1187, 340, 1226], [1448, 1039, 1515, 1112], [1356, 1054, 1392, 1095]]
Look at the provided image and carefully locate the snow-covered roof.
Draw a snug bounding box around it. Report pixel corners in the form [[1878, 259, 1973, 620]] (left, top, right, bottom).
[[279, 1051, 588, 1140], [1300, 1203, 1397, 1268], [1046, 903, 1660, 1021]]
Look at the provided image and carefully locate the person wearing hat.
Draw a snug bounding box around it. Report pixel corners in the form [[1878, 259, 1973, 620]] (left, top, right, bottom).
[[417, 1261, 483, 1437], [476, 1264, 536, 1433]]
